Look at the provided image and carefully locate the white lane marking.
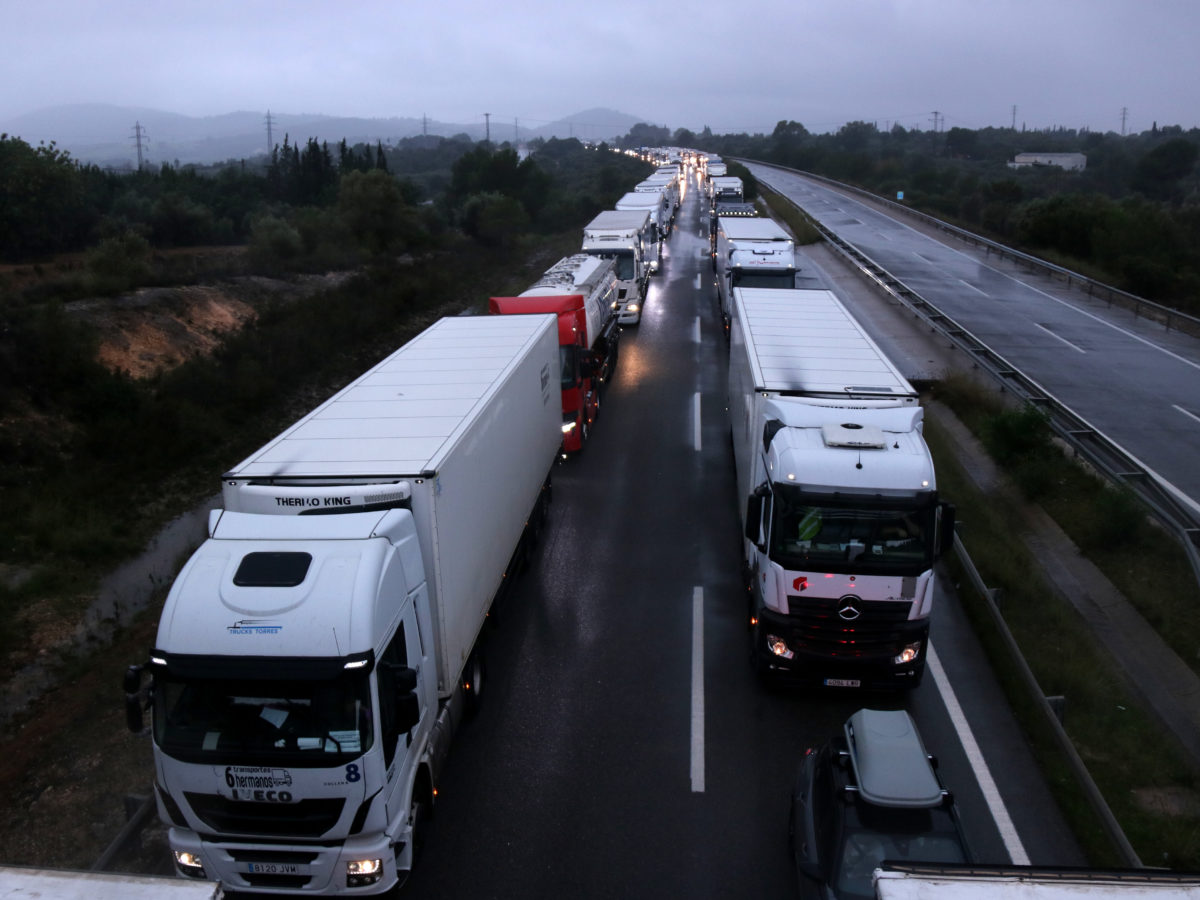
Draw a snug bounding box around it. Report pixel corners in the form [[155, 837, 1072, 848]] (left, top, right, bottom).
[[693, 316, 701, 345], [959, 278, 989, 297], [694, 273, 701, 290], [929, 643, 1030, 864], [691, 586, 705, 793], [1034, 322, 1086, 354], [693, 392, 703, 452], [1175, 404, 1200, 426]]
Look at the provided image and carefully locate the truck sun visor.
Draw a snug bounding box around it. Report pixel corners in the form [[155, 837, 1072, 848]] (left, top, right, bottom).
[[233, 551, 313, 587]]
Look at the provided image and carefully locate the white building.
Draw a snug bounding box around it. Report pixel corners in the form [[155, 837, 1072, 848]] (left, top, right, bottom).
[[1008, 152, 1087, 171]]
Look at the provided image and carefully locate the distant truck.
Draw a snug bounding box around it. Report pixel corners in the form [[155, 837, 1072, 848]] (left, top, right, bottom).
[[729, 288, 955, 689], [125, 314, 561, 895], [617, 188, 670, 245], [638, 171, 680, 225], [874, 863, 1200, 898], [709, 175, 744, 208], [580, 208, 653, 323], [714, 215, 797, 333], [491, 253, 621, 452]]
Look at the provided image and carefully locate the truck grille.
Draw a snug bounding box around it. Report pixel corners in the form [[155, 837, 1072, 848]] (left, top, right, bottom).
[[784, 595, 917, 658], [185, 792, 345, 837]]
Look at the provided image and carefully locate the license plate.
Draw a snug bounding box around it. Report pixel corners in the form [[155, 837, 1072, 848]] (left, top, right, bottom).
[[823, 678, 861, 688], [242, 862, 310, 875]]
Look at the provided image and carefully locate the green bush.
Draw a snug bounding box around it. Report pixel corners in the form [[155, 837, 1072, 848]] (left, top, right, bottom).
[[247, 214, 303, 266], [85, 232, 152, 292], [462, 192, 529, 248], [981, 404, 1053, 467]]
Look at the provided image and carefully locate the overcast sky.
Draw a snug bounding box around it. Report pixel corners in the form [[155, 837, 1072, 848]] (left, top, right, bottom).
[[4, 0, 1197, 135]]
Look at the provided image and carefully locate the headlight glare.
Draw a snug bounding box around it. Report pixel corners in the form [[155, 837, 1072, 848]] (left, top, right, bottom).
[[766, 634, 794, 659], [174, 850, 206, 878], [894, 641, 922, 665]]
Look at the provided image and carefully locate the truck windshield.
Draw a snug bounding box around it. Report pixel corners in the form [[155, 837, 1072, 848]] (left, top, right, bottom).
[[732, 269, 795, 290], [154, 670, 373, 766], [770, 489, 935, 575]]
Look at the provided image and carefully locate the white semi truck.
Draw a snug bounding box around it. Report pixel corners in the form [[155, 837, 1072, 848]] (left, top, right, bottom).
[[714, 216, 797, 333], [638, 171, 680, 225], [125, 314, 561, 894], [729, 288, 955, 689], [580, 209, 653, 322], [617, 189, 669, 244]]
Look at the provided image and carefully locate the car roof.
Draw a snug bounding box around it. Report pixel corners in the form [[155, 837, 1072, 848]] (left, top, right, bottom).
[[845, 709, 944, 808]]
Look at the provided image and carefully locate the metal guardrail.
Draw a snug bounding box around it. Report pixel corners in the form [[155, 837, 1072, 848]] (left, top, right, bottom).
[[750, 163, 1200, 593], [952, 535, 1142, 868]]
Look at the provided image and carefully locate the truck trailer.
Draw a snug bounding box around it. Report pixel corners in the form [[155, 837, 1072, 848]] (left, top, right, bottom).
[[729, 288, 954, 689], [714, 216, 797, 333], [617, 189, 670, 245], [125, 314, 561, 894], [580, 209, 653, 323], [490, 253, 621, 452], [0, 866, 223, 898]]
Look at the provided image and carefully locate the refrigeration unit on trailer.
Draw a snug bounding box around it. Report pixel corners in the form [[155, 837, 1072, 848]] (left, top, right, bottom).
[[125, 314, 561, 895], [580, 208, 653, 325], [714, 215, 797, 333], [490, 252, 621, 452], [729, 288, 955, 690]]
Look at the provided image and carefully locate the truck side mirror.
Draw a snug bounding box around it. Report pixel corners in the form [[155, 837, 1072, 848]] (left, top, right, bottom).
[[745, 494, 763, 542], [123, 664, 146, 733], [938, 502, 957, 557], [396, 693, 421, 735], [381, 664, 421, 734]]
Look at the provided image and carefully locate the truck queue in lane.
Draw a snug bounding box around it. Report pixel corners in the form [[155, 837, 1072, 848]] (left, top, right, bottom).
[[120, 149, 969, 897]]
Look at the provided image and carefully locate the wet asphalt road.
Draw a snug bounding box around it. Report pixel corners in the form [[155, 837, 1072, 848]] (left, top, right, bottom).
[[401, 169, 1084, 899]]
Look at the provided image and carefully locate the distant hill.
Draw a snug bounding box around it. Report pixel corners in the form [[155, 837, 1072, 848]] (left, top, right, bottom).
[[0, 104, 655, 167]]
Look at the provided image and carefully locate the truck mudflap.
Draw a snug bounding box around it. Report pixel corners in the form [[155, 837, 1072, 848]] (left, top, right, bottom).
[[751, 606, 927, 690]]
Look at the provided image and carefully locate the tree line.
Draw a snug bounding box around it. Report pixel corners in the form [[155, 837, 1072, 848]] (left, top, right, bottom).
[[0, 132, 648, 274]]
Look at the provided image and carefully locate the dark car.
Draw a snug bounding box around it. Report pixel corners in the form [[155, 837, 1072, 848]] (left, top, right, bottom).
[[789, 709, 971, 899]]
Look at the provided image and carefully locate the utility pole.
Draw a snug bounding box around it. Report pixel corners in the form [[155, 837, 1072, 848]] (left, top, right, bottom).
[[422, 113, 428, 137], [265, 110, 275, 156], [1120, 106, 1128, 135], [484, 112, 490, 143], [514, 117, 519, 147], [131, 120, 148, 170], [1011, 105, 1017, 130]]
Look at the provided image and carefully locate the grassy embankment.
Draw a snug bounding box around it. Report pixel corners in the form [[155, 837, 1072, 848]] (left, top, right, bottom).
[[926, 374, 1200, 868]]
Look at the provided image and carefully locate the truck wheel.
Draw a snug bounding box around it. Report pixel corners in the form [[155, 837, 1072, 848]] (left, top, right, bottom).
[[392, 789, 431, 893], [462, 648, 485, 716]]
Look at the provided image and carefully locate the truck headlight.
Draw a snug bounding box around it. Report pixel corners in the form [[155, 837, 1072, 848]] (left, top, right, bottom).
[[346, 857, 384, 887], [174, 850, 207, 879], [766, 634, 794, 659], [626, 303, 639, 313], [894, 641, 922, 665]]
